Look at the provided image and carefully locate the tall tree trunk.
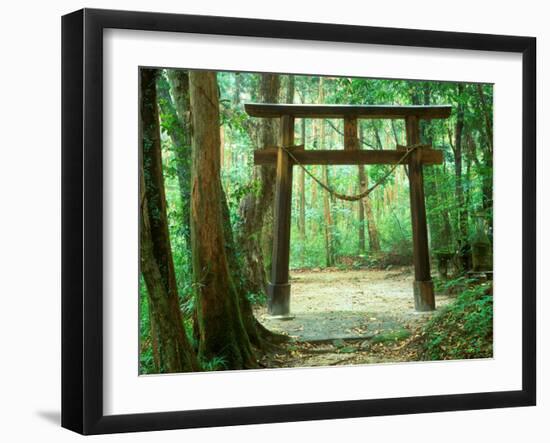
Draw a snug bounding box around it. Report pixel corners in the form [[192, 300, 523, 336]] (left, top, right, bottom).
[[156, 71, 192, 266], [476, 84, 493, 212], [237, 74, 281, 296], [297, 93, 307, 264], [322, 165, 334, 266], [286, 75, 295, 103], [139, 68, 198, 373], [357, 123, 366, 253], [299, 117, 306, 247], [220, 187, 286, 348], [374, 125, 384, 150], [318, 78, 334, 266], [310, 105, 319, 216], [233, 72, 242, 106], [432, 168, 454, 248], [362, 166, 381, 253], [419, 82, 442, 251], [465, 148, 471, 212], [361, 126, 381, 253], [476, 84, 493, 153], [390, 120, 400, 145], [357, 165, 366, 253], [454, 84, 468, 242], [189, 71, 256, 370]]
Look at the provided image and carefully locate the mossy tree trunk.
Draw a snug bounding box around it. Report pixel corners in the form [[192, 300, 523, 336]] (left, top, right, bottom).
[[189, 71, 256, 369], [237, 74, 281, 296], [156, 71, 192, 265], [139, 68, 199, 373], [221, 189, 285, 349]]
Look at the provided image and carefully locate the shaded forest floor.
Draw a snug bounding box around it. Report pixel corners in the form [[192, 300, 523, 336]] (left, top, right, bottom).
[[255, 267, 454, 368]]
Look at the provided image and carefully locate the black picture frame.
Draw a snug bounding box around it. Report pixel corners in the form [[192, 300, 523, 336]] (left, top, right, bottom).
[[61, 8, 536, 435]]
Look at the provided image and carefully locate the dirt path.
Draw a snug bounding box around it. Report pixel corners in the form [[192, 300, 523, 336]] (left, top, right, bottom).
[[255, 267, 453, 368]]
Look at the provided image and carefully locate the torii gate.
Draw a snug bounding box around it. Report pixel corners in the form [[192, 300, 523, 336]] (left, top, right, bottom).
[[245, 103, 452, 317]]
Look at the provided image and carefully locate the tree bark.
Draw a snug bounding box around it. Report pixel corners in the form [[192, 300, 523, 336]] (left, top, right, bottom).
[[390, 120, 400, 145], [221, 184, 287, 348], [139, 68, 198, 373], [237, 73, 281, 296], [477, 84, 493, 153], [157, 70, 192, 265], [356, 123, 366, 253], [431, 167, 454, 250], [418, 82, 443, 251], [233, 72, 242, 106], [189, 71, 256, 369], [359, 125, 381, 253], [454, 84, 468, 242], [299, 117, 306, 244], [476, 84, 493, 212], [318, 78, 334, 266], [357, 165, 366, 253], [362, 166, 381, 253], [286, 75, 295, 103], [322, 165, 334, 266]]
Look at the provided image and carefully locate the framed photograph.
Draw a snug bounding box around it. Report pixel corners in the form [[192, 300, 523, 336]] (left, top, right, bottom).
[[61, 8, 536, 435]]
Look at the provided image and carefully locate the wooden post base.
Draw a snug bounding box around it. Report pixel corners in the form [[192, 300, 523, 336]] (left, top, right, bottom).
[[413, 280, 435, 312], [267, 283, 291, 316]]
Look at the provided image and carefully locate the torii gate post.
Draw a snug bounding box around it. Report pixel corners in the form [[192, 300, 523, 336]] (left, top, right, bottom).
[[246, 104, 451, 316], [406, 116, 435, 311], [268, 115, 295, 316]]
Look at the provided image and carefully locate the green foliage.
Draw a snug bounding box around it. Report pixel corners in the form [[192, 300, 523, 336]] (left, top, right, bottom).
[[246, 291, 267, 306], [434, 275, 477, 294], [139, 346, 156, 375], [200, 356, 228, 371], [371, 328, 411, 344], [139, 278, 155, 374], [421, 283, 493, 360]]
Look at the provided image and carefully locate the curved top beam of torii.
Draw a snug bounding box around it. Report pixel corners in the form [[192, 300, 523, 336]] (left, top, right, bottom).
[[245, 103, 452, 120]]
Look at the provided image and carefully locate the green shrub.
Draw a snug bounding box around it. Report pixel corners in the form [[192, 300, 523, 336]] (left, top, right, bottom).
[[421, 283, 493, 360]]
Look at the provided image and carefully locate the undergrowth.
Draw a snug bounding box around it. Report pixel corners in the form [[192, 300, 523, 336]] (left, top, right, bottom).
[[420, 283, 493, 360]]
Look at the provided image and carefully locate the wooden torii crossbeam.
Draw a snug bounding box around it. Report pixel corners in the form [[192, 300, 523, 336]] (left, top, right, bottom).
[[245, 103, 452, 317]]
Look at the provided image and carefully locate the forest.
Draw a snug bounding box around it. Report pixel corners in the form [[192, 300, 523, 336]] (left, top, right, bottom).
[[139, 68, 494, 374]]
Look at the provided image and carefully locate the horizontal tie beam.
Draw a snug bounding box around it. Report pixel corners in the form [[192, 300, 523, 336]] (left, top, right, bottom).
[[254, 147, 443, 166]]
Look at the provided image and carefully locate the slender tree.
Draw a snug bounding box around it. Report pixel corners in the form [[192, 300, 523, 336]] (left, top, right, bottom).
[[358, 124, 381, 253], [286, 75, 295, 103], [156, 71, 192, 262], [453, 84, 468, 242], [299, 116, 307, 244], [318, 78, 335, 266], [358, 169, 366, 253], [476, 84, 493, 212], [140, 68, 198, 373]]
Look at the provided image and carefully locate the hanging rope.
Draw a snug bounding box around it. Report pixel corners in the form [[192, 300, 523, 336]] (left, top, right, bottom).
[[282, 144, 422, 202]]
